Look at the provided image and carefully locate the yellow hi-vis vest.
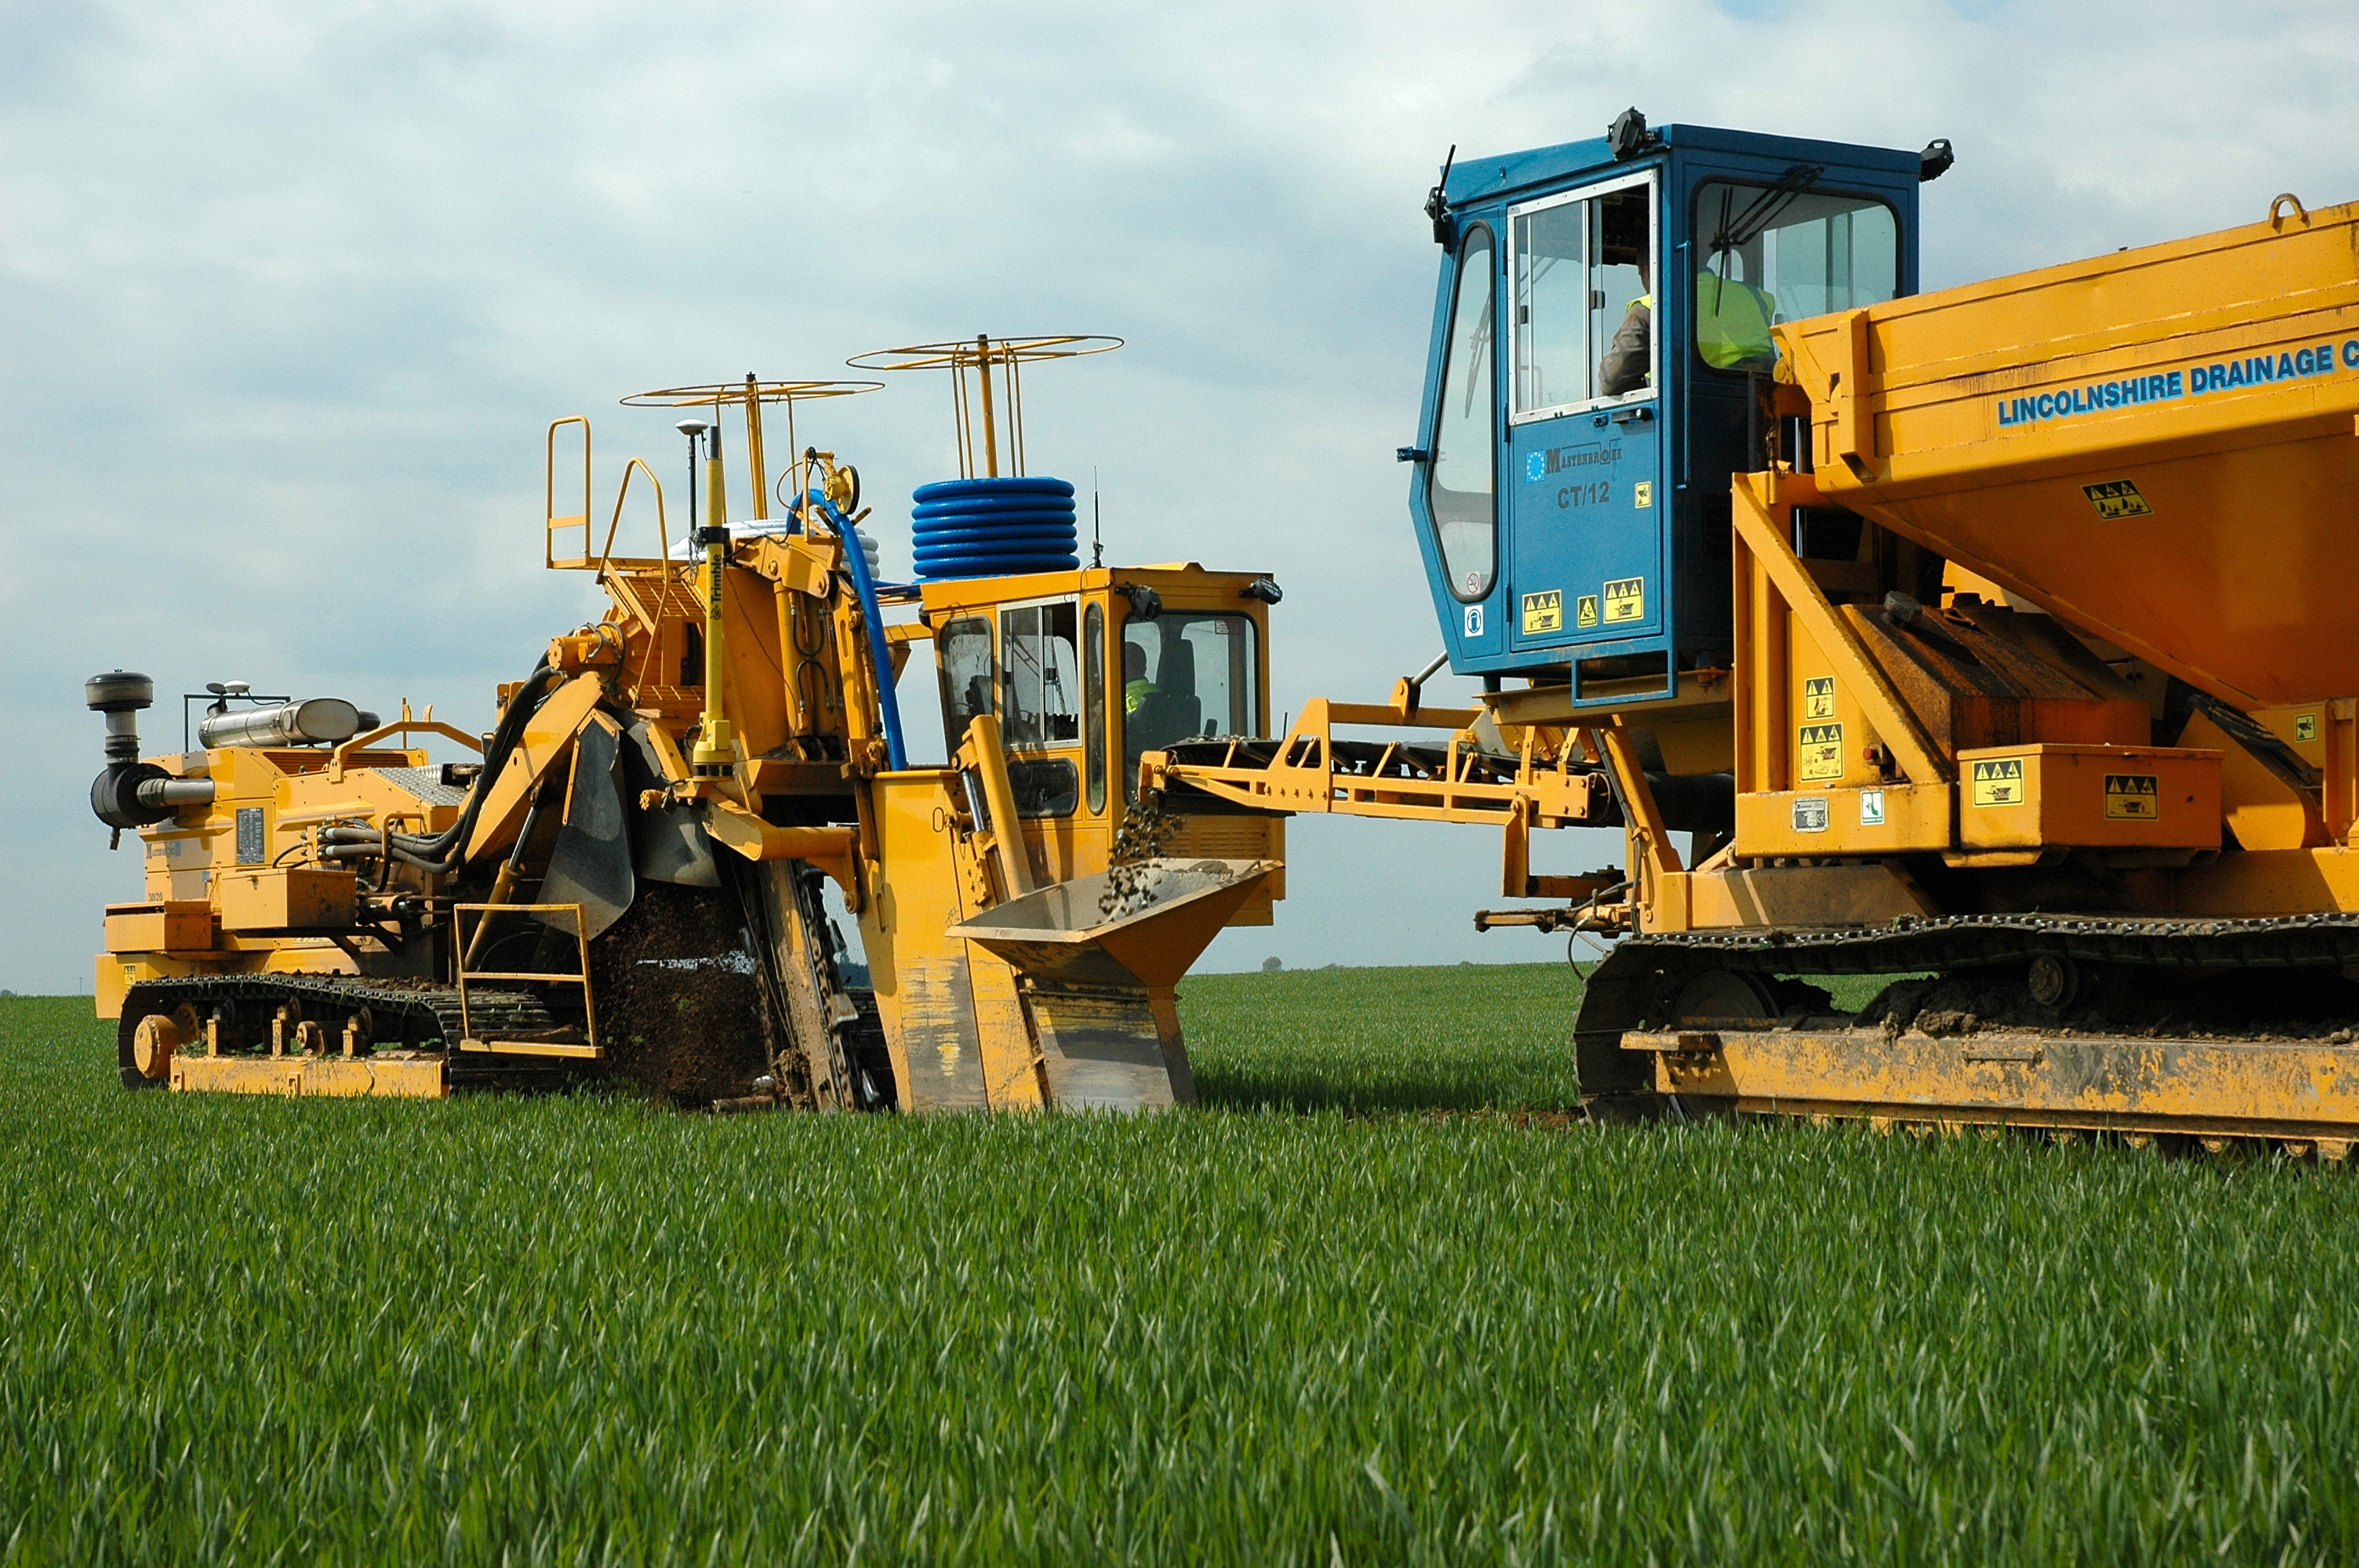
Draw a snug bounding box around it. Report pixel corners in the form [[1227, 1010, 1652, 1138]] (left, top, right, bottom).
[[1695, 274, 1776, 369]]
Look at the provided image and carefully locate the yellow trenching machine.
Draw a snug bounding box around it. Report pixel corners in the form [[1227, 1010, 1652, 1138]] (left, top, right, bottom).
[[89, 338, 1282, 1108], [1147, 114, 2359, 1150]]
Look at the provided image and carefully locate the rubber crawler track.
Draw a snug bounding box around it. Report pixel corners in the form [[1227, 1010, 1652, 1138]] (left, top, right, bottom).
[[115, 975, 571, 1090], [1571, 911, 2359, 1112], [1597, 912, 2359, 978]]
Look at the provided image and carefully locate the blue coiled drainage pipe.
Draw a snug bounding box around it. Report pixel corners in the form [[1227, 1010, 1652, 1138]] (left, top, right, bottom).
[[911, 476, 1078, 579]]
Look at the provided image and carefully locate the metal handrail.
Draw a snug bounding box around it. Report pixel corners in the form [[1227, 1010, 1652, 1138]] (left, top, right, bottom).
[[546, 417, 593, 568], [327, 710, 484, 784], [595, 456, 669, 574], [453, 902, 601, 1059]]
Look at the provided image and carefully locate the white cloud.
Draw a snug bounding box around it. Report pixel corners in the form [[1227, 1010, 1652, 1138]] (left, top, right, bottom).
[[4, 0, 2354, 988]]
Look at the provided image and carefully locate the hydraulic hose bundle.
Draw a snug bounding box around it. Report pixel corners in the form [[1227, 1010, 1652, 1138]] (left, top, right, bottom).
[[909, 477, 1078, 579], [362, 662, 562, 875]]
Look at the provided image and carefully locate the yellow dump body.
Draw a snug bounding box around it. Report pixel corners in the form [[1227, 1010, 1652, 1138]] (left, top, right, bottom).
[[1779, 197, 2359, 710]]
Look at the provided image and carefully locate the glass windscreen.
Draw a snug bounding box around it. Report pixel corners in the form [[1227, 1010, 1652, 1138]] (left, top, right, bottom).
[[1427, 225, 1496, 603], [1120, 612, 1259, 800], [998, 601, 1081, 748], [1511, 183, 1652, 417], [936, 615, 993, 754], [1692, 181, 1899, 372]]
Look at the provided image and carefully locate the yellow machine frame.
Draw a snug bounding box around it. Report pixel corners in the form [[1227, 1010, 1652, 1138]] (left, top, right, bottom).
[[98, 361, 1284, 1111], [1153, 193, 2359, 1145]]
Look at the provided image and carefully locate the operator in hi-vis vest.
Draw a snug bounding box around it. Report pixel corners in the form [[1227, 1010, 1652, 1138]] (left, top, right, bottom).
[[1598, 190, 1652, 395], [1600, 260, 1652, 394], [1597, 186, 1781, 395], [1123, 642, 1155, 715]]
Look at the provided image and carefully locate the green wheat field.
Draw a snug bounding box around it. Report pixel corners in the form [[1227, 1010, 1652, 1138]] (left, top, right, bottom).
[[5, 965, 2357, 1564]]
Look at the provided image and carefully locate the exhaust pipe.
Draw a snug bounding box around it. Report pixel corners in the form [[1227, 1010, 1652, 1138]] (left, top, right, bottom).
[[197, 697, 362, 749]]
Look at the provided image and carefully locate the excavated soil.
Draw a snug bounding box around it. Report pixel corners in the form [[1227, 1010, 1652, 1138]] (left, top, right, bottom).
[[589, 884, 770, 1105], [1855, 967, 2359, 1043]]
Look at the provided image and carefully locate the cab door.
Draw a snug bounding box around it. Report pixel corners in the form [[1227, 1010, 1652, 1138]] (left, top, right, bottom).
[[1502, 170, 1664, 662]]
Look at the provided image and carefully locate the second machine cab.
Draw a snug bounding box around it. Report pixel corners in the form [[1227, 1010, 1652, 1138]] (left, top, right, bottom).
[[1411, 113, 1935, 706]]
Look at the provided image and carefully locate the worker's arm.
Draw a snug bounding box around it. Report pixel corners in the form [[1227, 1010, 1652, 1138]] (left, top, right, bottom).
[[1599, 302, 1652, 396]]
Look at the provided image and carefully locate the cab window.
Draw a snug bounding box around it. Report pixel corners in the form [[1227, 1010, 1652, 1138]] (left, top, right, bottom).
[[1427, 223, 1496, 604], [998, 601, 1081, 749], [1510, 179, 1652, 419], [1120, 612, 1259, 801], [936, 615, 993, 754], [1009, 757, 1079, 818], [1082, 602, 1107, 814], [1692, 181, 1898, 372]]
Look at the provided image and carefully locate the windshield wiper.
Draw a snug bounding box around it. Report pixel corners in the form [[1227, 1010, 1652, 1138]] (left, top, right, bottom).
[[1707, 162, 1826, 269]]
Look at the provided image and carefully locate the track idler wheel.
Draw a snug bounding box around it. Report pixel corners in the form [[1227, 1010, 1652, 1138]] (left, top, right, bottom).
[[129, 1013, 180, 1083], [1668, 970, 1778, 1027], [116, 985, 193, 1089], [1569, 942, 1674, 1102], [2026, 954, 2080, 1011]]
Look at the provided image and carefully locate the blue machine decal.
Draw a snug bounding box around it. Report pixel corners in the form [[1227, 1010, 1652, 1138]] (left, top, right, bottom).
[[1992, 340, 2359, 430], [1526, 438, 1623, 484]]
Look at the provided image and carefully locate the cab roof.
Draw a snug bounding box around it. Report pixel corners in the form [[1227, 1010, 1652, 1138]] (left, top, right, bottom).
[[1441, 122, 1922, 209]]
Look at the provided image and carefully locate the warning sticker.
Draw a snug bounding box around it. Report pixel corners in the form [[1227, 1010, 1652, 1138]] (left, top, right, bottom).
[[1792, 797, 1829, 833], [1802, 676, 1836, 721], [1576, 594, 1600, 629], [2296, 713, 2319, 742], [1860, 788, 1886, 826], [1798, 723, 1844, 782], [2082, 479, 2152, 520], [1601, 576, 1645, 624], [2103, 773, 2160, 820], [1520, 590, 1562, 634], [1634, 481, 1653, 509], [1971, 757, 2027, 807]]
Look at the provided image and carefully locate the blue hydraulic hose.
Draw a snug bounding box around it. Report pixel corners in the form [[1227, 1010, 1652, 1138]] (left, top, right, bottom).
[[818, 499, 909, 771]]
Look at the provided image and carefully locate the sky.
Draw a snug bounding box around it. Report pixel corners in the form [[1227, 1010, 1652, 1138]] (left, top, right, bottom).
[[3, 0, 2355, 991]]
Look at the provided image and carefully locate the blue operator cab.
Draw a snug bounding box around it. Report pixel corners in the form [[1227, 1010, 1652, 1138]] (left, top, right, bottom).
[[1404, 111, 1943, 709]]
